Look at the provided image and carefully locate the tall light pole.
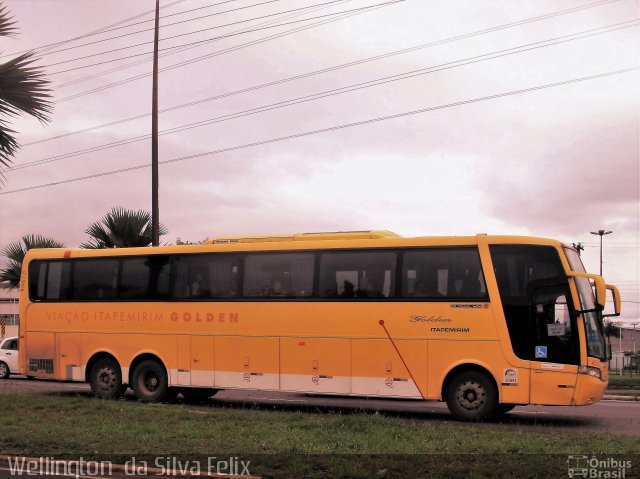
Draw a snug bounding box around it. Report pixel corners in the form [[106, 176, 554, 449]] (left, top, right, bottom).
[[590, 229, 612, 276], [151, 0, 160, 246]]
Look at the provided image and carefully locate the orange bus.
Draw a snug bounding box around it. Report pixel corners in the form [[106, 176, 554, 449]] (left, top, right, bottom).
[[18, 231, 620, 420]]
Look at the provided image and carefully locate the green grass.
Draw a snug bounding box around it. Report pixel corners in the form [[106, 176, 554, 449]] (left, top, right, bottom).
[[607, 373, 640, 390], [0, 394, 638, 478]]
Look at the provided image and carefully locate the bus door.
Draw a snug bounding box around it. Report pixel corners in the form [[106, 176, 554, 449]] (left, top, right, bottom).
[[528, 284, 580, 405], [490, 245, 580, 406]]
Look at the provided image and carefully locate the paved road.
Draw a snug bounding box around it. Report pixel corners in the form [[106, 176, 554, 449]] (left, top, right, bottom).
[[1, 376, 639, 436]]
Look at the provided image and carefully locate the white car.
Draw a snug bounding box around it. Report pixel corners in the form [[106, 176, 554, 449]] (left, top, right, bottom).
[[0, 336, 19, 379]]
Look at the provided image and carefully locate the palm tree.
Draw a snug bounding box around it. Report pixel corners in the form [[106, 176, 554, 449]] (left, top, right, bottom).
[[0, 235, 64, 290], [0, 3, 52, 176], [604, 321, 621, 339], [81, 207, 168, 249]]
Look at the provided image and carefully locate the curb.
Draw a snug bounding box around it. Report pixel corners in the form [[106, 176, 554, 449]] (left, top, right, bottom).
[[603, 394, 640, 401]]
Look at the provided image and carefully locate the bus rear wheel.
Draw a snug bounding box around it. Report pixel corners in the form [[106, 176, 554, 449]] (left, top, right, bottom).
[[132, 359, 168, 402], [90, 358, 122, 399], [446, 370, 497, 421]]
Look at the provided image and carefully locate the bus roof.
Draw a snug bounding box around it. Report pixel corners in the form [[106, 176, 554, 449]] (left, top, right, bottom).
[[205, 230, 400, 244], [22, 233, 566, 260]]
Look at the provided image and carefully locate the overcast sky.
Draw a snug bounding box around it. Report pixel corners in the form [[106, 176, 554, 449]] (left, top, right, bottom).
[[0, 0, 638, 323]]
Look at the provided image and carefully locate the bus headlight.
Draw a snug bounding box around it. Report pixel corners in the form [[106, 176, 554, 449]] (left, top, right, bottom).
[[578, 366, 601, 380]]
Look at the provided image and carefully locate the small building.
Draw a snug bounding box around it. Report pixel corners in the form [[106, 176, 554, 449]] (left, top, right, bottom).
[[610, 326, 639, 354], [0, 297, 19, 338], [609, 325, 639, 372]]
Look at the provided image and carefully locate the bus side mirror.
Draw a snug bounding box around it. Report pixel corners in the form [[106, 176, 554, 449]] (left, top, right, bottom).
[[603, 284, 621, 318], [567, 272, 606, 311]]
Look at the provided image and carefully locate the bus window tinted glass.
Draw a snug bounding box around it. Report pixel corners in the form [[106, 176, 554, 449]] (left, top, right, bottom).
[[73, 259, 119, 300], [402, 248, 487, 299], [244, 254, 313, 298], [319, 251, 396, 299], [173, 255, 240, 299], [46, 261, 72, 299], [29, 261, 71, 300], [29, 262, 46, 300], [120, 256, 170, 300]]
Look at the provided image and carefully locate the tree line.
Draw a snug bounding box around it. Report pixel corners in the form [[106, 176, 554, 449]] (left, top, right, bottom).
[[0, 207, 168, 290]]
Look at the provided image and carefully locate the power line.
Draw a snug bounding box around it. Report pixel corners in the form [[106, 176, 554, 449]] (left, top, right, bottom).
[[8, 20, 637, 173], [55, 0, 393, 103], [54, 0, 352, 90], [43, 0, 307, 61], [41, 0, 256, 55], [28, 0, 626, 145], [57, 0, 609, 62], [1, 66, 636, 195], [46, 0, 396, 75], [0, 0, 190, 59]]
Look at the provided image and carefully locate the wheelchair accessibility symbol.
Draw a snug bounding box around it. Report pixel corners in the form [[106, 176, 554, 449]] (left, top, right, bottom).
[[535, 346, 548, 359]]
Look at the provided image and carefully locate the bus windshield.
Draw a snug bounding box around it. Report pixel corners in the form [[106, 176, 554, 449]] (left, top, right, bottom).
[[564, 248, 607, 360]]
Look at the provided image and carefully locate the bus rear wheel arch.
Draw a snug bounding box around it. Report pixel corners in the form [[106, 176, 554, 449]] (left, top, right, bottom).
[[131, 357, 168, 402], [444, 366, 498, 421], [88, 356, 123, 399]]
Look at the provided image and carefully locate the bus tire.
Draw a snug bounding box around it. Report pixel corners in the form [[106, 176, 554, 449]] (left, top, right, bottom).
[[446, 370, 497, 421], [132, 359, 168, 402], [89, 358, 122, 399], [0, 361, 10, 379]]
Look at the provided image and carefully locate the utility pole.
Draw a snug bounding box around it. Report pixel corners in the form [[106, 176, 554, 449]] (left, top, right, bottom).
[[590, 229, 612, 276], [632, 322, 638, 354], [151, 0, 160, 246]]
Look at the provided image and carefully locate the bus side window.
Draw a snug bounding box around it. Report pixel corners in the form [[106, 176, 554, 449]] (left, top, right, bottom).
[[170, 254, 241, 300], [319, 251, 396, 299], [120, 256, 170, 300], [72, 259, 118, 300], [243, 253, 314, 298], [29, 261, 72, 301], [401, 248, 487, 300], [208, 257, 239, 298]]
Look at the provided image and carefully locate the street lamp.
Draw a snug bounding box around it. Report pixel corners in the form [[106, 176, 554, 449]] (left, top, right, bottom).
[[590, 229, 612, 276]]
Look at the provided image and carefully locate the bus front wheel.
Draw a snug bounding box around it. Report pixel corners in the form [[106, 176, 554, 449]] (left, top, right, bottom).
[[89, 358, 122, 399], [446, 370, 497, 421], [132, 359, 168, 402]]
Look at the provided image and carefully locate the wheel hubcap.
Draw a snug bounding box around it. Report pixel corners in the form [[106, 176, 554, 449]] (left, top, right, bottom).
[[97, 367, 116, 391], [143, 372, 159, 392], [457, 380, 485, 411]]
